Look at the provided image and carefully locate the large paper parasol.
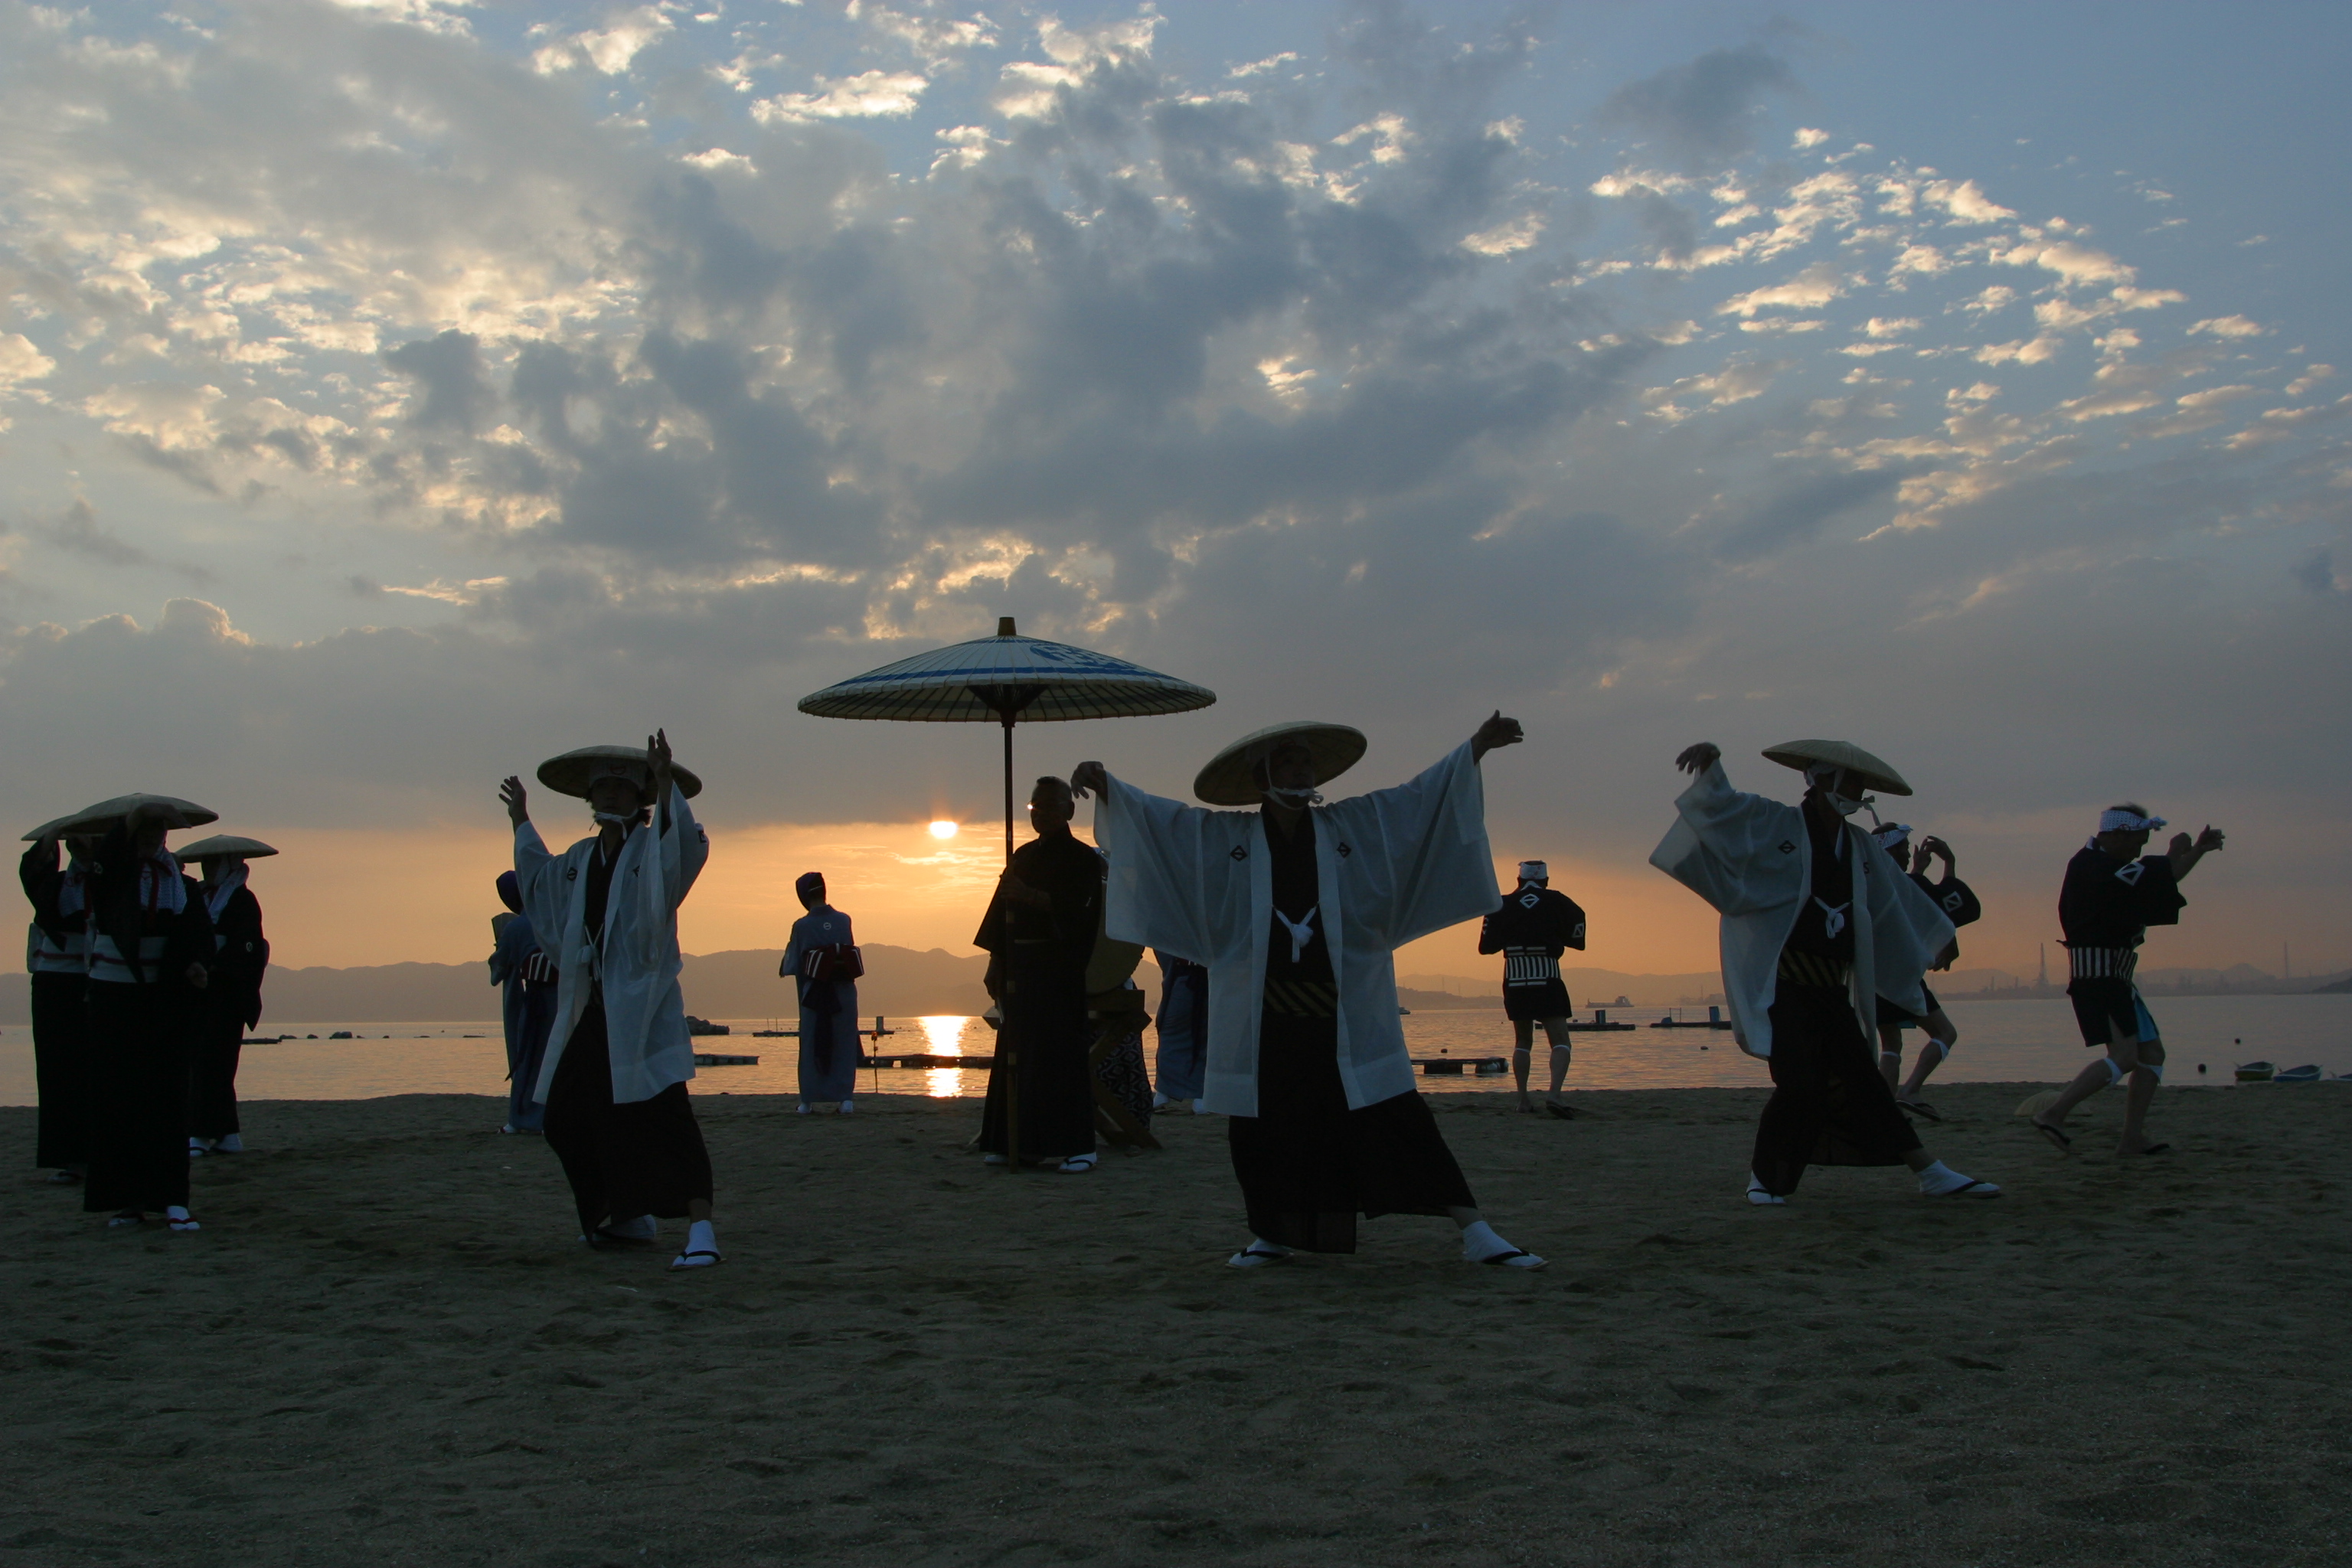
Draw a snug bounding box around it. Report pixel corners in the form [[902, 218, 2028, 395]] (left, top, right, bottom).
[[799, 616, 1214, 1168], [798, 616, 1215, 859]]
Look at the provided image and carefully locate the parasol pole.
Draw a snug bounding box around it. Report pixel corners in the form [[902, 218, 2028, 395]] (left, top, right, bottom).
[[970, 650, 1046, 1172]]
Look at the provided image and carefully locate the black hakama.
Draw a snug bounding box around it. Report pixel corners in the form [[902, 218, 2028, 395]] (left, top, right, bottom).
[[31, 971, 94, 1171], [82, 982, 194, 1215], [188, 1006, 246, 1143], [1750, 978, 1922, 1196], [542, 991, 714, 1236], [1227, 805, 1475, 1253], [975, 831, 1104, 1163]]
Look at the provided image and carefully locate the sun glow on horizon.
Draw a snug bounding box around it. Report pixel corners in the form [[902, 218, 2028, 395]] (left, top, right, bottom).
[[929, 820, 959, 840]]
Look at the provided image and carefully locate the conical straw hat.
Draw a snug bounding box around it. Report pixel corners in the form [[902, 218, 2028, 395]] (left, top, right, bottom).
[[1760, 739, 1913, 797], [535, 744, 704, 800], [21, 792, 218, 842], [1193, 721, 1367, 807], [175, 835, 279, 862]]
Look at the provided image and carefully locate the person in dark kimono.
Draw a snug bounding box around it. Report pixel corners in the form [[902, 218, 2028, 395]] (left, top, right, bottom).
[[1478, 859, 1588, 1117], [1866, 824, 1977, 1119], [1079, 715, 1547, 1269], [81, 803, 214, 1230], [177, 835, 274, 1156], [974, 777, 1103, 1173], [21, 830, 99, 1184], [1150, 951, 1207, 1112], [1653, 741, 1999, 1205], [2030, 805, 2224, 1157], [781, 871, 861, 1114], [488, 870, 558, 1135]]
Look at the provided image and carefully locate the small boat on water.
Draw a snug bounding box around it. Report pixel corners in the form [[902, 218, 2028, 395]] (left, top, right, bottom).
[[2235, 1061, 2276, 1083], [2274, 1063, 2321, 1083]]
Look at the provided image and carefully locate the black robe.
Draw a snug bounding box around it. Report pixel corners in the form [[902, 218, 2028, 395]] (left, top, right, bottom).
[[1749, 802, 1921, 1197], [21, 842, 93, 1171], [1227, 807, 1475, 1252], [1478, 884, 1587, 1021], [974, 831, 1101, 1161], [189, 884, 267, 1142], [80, 835, 214, 1215], [541, 828, 714, 1235]]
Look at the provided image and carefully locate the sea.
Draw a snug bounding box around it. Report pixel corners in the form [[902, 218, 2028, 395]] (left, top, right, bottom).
[[2, 995, 2345, 1106]]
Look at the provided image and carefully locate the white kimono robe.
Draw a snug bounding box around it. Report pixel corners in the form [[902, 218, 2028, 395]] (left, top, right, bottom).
[[1648, 760, 1952, 1058], [515, 792, 710, 1105], [1098, 741, 1499, 1118]]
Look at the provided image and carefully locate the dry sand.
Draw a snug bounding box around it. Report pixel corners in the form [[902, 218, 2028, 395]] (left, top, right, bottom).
[[3, 1083, 2346, 1567]]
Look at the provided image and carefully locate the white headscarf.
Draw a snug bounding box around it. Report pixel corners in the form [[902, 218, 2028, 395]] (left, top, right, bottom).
[[2099, 808, 2166, 835], [203, 858, 250, 923]]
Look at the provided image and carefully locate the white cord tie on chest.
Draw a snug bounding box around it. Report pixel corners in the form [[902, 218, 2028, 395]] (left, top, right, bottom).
[[1813, 898, 1849, 940], [1274, 906, 1318, 962]]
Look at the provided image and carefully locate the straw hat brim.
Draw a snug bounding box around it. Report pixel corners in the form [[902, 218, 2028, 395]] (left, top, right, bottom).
[[175, 835, 279, 862], [22, 793, 219, 841], [1193, 721, 1367, 807], [535, 745, 704, 801], [1761, 739, 1913, 797]]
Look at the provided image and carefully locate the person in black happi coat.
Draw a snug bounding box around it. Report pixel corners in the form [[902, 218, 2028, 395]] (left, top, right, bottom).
[[82, 805, 214, 1230], [2030, 804, 2223, 1158], [975, 777, 1103, 1173], [178, 835, 274, 1156], [1865, 823, 1978, 1119], [1478, 858, 1587, 1117], [21, 831, 100, 1184]]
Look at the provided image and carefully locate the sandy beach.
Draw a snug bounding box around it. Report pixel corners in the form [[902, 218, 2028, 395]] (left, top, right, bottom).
[[5, 1083, 2347, 1566]]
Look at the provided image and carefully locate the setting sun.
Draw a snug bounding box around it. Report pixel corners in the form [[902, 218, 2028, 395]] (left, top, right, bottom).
[[929, 820, 959, 840]]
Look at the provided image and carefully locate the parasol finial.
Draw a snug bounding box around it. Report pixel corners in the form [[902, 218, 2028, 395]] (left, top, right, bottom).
[[998, 616, 1016, 637]]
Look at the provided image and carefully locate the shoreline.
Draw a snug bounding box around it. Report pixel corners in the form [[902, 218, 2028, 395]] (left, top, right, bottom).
[[7, 1085, 2348, 1565]]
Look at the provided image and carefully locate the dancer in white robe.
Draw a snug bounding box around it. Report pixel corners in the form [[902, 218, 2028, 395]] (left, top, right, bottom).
[[501, 732, 722, 1271], [1651, 740, 1999, 1204], [1074, 713, 1545, 1269]]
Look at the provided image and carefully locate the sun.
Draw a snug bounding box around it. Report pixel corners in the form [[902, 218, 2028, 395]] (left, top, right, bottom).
[[928, 820, 959, 840]]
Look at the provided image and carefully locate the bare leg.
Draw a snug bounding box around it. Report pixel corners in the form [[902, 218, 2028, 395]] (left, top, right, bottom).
[[1900, 1011, 1957, 1099], [1548, 1040, 1570, 1102], [2042, 1037, 2142, 1129], [2118, 1040, 2164, 1153], [1511, 1018, 1535, 1111], [1877, 1024, 1904, 1090]]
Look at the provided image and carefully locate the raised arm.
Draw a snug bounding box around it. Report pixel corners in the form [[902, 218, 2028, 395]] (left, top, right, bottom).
[[2168, 825, 2224, 881]]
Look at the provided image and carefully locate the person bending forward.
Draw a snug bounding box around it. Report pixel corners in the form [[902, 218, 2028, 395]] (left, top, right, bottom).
[[502, 733, 721, 1271], [1076, 712, 1545, 1269], [1651, 741, 1999, 1204]]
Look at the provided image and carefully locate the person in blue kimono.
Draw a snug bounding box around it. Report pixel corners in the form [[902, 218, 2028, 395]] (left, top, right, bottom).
[[1152, 950, 1207, 1111], [781, 871, 861, 1114], [489, 870, 559, 1134]]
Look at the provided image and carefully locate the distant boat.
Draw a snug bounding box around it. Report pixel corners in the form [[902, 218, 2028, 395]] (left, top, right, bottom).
[[2274, 1063, 2321, 1083], [2235, 1060, 2275, 1083]]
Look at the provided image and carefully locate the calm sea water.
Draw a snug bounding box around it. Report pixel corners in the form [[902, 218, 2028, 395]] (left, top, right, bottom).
[[2, 995, 2345, 1106]]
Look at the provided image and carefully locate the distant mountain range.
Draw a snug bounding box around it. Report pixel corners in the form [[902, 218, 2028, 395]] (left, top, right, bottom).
[[1, 949, 2341, 1027]]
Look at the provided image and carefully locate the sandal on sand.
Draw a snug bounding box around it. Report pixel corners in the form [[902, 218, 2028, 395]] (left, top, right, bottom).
[[1227, 1246, 1289, 1269], [167, 1211, 202, 1233], [1057, 1154, 1099, 1174], [45, 1170, 81, 1185], [2135, 1142, 2172, 1156], [2031, 1118, 2073, 1152], [1475, 1249, 1547, 1269], [1746, 1181, 1787, 1207], [1929, 1179, 2001, 1198], [1896, 1097, 1942, 1122], [107, 1210, 146, 1228], [1544, 1102, 1576, 1120], [669, 1247, 723, 1272]]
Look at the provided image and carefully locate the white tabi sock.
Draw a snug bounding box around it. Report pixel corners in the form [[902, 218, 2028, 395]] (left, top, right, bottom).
[[1458, 1220, 1511, 1261], [605, 1213, 658, 1241], [686, 1219, 717, 1254], [1916, 1160, 1970, 1194]]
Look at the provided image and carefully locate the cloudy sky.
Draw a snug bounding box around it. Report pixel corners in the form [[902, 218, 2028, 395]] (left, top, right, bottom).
[[2, 0, 2347, 978]]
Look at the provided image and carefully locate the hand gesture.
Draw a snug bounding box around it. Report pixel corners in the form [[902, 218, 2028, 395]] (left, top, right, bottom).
[[647, 728, 675, 803], [1070, 760, 1107, 799], [1674, 742, 1720, 776], [1471, 710, 1524, 762], [2192, 825, 2224, 854], [498, 776, 529, 827]]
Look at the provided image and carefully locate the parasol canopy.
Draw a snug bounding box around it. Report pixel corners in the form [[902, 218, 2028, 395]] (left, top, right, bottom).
[[175, 835, 279, 862], [23, 793, 219, 842], [797, 617, 1215, 724]]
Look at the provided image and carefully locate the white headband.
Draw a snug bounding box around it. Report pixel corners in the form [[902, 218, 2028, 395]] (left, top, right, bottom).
[[1516, 860, 1547, 882], [2099, 808, 2166, 835], [1870, 823, 1912, 849]]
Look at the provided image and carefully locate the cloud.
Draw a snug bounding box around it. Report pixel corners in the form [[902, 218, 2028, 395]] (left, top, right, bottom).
[[2188, 315, 2265, 338], [530, 7, 671, 76], [0, 332, 58, 389], [1718, 262, 1848, 318], [752, 70, 930, 124], [1597, 44, 1798, 169]]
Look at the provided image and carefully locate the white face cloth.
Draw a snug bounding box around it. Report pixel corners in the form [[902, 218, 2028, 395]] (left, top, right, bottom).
[[203, 858, 249, 923], [139, 851, 188, 914], [2099, 808, 2166, 835], [1805, 764, 1867, 817], [1517, 860, 1547, 884], [1264, 784, 1323, 808]]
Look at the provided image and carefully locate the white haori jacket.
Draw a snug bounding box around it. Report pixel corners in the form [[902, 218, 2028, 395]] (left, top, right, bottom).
[[1648, 760, 1952, 1059], [515, 792, 709, 1105], [1098, 741, 1500, 1118]]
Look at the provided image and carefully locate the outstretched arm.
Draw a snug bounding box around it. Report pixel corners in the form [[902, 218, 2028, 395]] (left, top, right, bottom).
[[1070, 760, 1108, 799], [1675, 741, 1721, 776], [1471, 711, 1523, 763], [500, 776, 530, 827], [2169, 825, 2224, 880]]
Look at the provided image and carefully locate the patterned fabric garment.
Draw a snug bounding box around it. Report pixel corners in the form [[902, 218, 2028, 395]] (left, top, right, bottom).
[[1093, 1023, 1155, 1129]]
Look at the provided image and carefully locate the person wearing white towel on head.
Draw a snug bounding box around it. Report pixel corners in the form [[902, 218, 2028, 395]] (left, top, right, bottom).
[[501, 732, 723, 1272], [1073, 712, 1546, 1271], [178, 835, 274, 1156], [1651, 740, 1999, 1205], [2030, 805, 2223, 1158], [1478, 860, 1586, 1117]]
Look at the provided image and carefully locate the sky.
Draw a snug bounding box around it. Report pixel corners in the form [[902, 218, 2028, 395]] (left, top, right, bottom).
[[2, 0, 2347, 978]]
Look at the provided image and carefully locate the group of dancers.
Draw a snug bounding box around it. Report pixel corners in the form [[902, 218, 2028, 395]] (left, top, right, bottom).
[[21, 715, 2222, 1272], [21, 795, 273, 1231]]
